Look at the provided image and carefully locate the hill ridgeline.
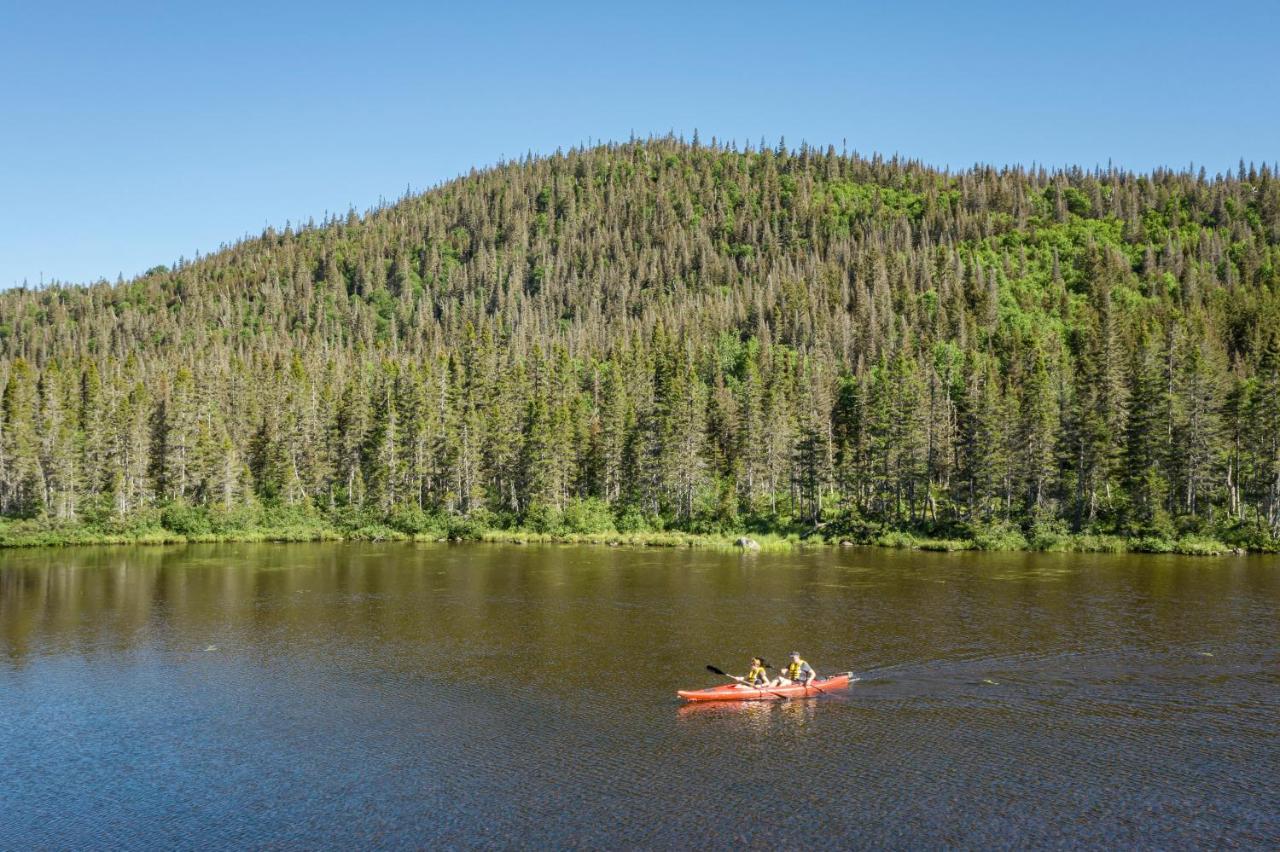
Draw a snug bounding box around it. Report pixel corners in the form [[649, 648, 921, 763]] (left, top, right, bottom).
[[2, 138, 1279, 552]]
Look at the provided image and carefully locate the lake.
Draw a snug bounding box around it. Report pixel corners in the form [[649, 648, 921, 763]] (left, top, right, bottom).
[[1, 543, 1277, 848]]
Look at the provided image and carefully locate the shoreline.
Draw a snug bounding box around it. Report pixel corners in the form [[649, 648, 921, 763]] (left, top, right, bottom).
[[0, 520, 1262, 557]]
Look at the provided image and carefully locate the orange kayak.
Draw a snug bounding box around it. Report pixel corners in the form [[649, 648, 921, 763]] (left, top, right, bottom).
[[677, 673, 856, 702]]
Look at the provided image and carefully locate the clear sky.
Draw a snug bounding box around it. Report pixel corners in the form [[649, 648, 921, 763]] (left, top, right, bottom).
[[2, 0, 1276, 288]]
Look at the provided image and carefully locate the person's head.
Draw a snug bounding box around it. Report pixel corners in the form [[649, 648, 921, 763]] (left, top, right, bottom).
[[790, 651, 801, 661], [750, 656, 763, 667]]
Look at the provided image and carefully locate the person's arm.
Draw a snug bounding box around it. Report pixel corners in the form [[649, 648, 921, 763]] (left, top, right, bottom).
[[803, 662, 816, 683]]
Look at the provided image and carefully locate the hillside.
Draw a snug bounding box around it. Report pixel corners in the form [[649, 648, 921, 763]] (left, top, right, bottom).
[[3, 138, 1279, 551]]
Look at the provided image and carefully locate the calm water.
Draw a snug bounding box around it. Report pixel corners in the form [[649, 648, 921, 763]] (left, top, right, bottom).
[[1, 543, 1277, 849]]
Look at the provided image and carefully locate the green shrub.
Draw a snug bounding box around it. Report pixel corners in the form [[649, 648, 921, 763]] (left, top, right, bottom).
[[446, 512, 490, 541], [1028, 521, 1071, 551], [917, 538, 973, 551], [1170, 536, 1230, 556], [76, 495, 117, 528], [160, 502, 212, 535], [260, 501, 320, 529], [1072, 534, 1128, 553], [206, 504, 262, 533], [387, 504, 446, 537], [1215, 522, 1279, 553], [1132, 536, 1174, 554], [875, 530, 918, 549], [971, 522, 1029, 551], [100, 507, 164, 537], [522, 503, 563, 534], [615, 507, 661, 533], [823, 511, 881, 544], [346, 523, 403, 541], [561, 498, 615, 534], [486, 510, 520, 531], [328, 504, 379, 534], [911, 537, 967, 550]]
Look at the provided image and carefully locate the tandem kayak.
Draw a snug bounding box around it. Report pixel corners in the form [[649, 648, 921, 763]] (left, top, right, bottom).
[[677, 672, 857, 702]]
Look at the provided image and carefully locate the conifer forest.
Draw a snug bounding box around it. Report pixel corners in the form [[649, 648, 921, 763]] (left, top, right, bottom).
[[3, 138, 1280, 551]]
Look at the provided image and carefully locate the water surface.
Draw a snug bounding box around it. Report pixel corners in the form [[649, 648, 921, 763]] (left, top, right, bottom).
[[2, 543, 1277, 848]]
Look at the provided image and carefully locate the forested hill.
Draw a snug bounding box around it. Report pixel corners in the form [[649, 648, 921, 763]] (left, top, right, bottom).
[[3, 138, 1280, 550]]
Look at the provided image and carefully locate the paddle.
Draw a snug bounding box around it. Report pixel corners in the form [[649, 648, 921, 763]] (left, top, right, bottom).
[[705, 664, 790, 700], [800, 671, 862, 695], [802, 675, 830, 695]]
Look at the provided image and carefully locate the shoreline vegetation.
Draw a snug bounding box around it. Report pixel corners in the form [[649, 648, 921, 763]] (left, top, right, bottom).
[[4, 141, 1280, 560], [0, 503, 1259, 556]]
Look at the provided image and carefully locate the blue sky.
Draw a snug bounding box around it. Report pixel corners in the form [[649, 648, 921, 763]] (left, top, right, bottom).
[[1, 0, 1276, 288]]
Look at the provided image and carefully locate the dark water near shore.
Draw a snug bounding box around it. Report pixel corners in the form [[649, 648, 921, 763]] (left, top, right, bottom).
[[1, 543, 1277, 849]]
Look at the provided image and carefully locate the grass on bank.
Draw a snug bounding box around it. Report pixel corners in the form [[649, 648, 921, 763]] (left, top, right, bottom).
[[867, 524, 1240, 556], [477, 528, 800, 552], [0, 500, 1266, 556]]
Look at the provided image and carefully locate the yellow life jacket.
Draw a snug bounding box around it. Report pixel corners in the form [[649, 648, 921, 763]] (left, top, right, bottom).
[[787, 658, 809, 680], [745, 664, 767, 685]]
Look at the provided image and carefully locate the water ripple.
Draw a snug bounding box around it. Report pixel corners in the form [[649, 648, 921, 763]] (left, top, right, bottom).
[[1, 542, 1277, 849]]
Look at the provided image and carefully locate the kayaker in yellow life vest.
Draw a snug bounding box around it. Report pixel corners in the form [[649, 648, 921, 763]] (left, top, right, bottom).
[[771, 651, 816, 687], [736, 657, 769, 688]]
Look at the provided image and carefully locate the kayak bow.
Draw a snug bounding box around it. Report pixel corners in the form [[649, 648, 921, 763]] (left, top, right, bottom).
[[677, 672, 856, 701]]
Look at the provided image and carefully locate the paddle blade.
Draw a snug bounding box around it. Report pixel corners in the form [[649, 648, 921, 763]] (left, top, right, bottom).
[[706, 664, 727, 676]]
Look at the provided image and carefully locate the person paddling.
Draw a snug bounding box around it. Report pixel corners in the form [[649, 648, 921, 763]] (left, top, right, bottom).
[[734, 656, 769, 688], [771, 651, 815, 687]]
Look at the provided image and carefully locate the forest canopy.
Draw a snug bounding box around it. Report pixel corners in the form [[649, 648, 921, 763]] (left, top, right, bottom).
[[2, 137, 1279, 551]]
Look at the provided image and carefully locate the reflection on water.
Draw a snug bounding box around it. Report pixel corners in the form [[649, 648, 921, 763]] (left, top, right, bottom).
[[1, 543, 1278, 848]]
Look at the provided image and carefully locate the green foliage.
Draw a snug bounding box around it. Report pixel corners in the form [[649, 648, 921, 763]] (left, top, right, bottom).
[[970, 522, 1031, 551], [1169, 536, 1231, 556], [161, 502, 212, 536], [816, 180, 925, 234], [1069, 534, 1129, 553], [561, 498, 616, 534], [1028, 521, 1073, 551], [1131, 536, 1174, 554], [206, 505, 264, 534], [615, 508, 663, 534], [0, 138, 1278, 553], [875, 530, 918, 549], [916, 538, 974, 552], [387, 504, 447, 537], [522, 502, 563, 534], [98, 507, 165, 537], [445, 512, 491, 541]]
